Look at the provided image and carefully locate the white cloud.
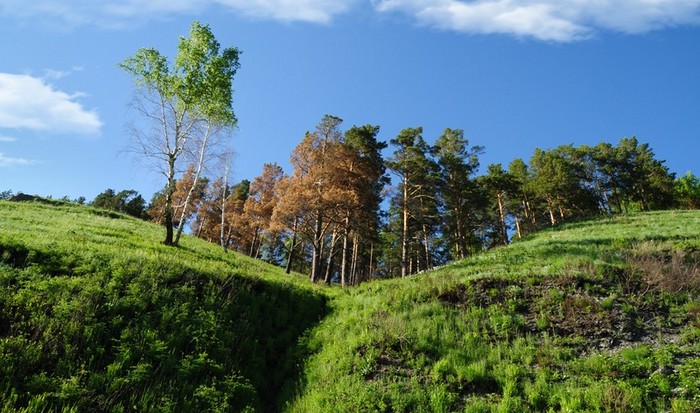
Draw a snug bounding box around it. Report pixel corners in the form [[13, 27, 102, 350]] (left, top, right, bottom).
[[0, 0, 698, 40], [0, 73, 102, 136], [215, 0, 354, 23], [42, 69, 71, 80], [372, 0, 700, 41], [0, 135, 16, 142], [0, 0, 356, 26], [0, 152, 40, 167]]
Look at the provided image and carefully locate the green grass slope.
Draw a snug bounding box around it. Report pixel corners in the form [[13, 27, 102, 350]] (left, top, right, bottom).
[[290, 212, 700, 412], [2, 201, 700, 413], [0, 200, 327, 412]]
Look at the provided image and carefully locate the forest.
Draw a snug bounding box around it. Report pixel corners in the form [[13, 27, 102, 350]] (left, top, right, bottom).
[[3, 22, 699, 285], [7, 116, 698, 286], [143, 119, 698, 284]]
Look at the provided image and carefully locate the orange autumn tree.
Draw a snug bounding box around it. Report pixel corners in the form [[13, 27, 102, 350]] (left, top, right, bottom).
[[243, 163, 286, 259], [272, 116, 387, 285], [191, 177, 227, 242], [192, 178, 250, 252], [148, 164, 208, 229], [272, 116, 355, 283]]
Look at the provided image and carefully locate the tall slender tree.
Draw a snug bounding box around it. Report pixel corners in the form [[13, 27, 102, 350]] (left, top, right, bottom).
[[507, 158, 538, 238], [480, 163, 518, 246], [244, 163, 285, 259], [529, 146, 597, 225], [386, 127, 440, 277], [272, 115, 351, 282], [433, 128, 483, 259], [121, 21, 240, 245], [340, 124, 387, 285]]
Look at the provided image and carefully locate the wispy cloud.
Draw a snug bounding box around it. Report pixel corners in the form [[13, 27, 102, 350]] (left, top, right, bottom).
[[0, 73, 102, 136], [0, 135, 16, 142], [0, 152, 40, 167], [0, 0, 356, 26], [0, 0, 698, 40], [372, 0, 700, 41], [215, 0, 355, 23]]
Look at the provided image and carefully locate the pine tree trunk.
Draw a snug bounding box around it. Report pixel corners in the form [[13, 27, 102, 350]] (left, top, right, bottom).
[[196, 217, 205, 238], [255, 233, 263, 260], [454, 208, 464, 259], [311, 211, 323, 282], [548, 207, 556, 225], [351, 234, 359, 284], [249, 227, 259, 257], [401, 176, 409, 277], [285, 218, 298, 274], [340, 212, 350, 287], [324, 229, 338, 285], [524, 196, 537, 227], [497, 192, 509, 245], [367, 241, 374, 283], [422, 224, 431, 270]]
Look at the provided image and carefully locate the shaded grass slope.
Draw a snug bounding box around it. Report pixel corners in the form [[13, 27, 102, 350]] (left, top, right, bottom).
[[290, 212, 700, 412], [0, 200, 327, 412]]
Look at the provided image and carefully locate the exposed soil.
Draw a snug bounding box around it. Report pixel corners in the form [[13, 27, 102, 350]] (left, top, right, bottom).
[[438, 270, 697, 354]]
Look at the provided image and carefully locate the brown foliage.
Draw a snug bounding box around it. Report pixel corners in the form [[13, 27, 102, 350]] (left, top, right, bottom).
[[148, 164, 206, 226], [627, 249, 700, 293]]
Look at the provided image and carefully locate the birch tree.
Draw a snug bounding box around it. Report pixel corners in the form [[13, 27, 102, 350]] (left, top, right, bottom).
[[120, 21, 240, 245]]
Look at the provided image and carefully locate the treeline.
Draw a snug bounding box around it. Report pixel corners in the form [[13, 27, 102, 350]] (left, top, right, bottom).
[[8, 116, 699, 284], [142, 115, 697, 283]]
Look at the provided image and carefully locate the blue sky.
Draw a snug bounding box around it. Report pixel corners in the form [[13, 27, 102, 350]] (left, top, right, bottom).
[[1, 0, 699, 201]]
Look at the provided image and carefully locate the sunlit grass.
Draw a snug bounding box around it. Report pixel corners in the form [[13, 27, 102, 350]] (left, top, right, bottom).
[[0, 200, 326, 412], [289, 210, 700, 412], [2, 200, 699, 412]]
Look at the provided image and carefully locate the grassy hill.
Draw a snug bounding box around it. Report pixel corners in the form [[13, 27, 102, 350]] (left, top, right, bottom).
[[290, 211, 700, 412], [0, 200, 327, 412], [1, 200, 699, 412]]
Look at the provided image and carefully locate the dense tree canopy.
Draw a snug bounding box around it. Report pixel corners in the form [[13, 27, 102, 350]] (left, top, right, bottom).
[[130, 127, 683, 285], [433, 129, 484, 259], [386, 127, 440, 277], [91, 188, 147, 219]]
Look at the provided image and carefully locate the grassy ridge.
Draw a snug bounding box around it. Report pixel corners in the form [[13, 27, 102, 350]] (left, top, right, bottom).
[[289, 212, 700, 412], [2, 201, 700, 412], [0, 200, 327, 412]]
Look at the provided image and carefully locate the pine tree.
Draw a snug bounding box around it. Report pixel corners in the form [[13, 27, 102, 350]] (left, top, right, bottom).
[[272, 115, 354, 283], [480, 163, 518, 246], [244, 163, 285, 260], [433, 128, 483, 259], [386, 127, 440, 277], [340, 124, 387, 285]]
